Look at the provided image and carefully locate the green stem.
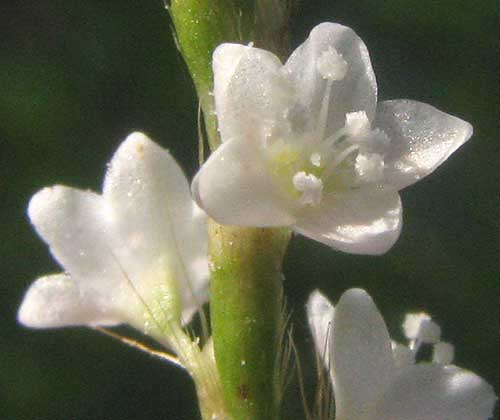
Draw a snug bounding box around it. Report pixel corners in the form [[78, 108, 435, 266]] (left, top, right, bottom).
[[209, 221, 291, 419], [174, 333, 227, 420], [168, 2, 293, 418], [169, 0, 239, 149]]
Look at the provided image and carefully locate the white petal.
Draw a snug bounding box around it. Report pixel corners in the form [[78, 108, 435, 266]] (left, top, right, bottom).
[[293, 188, 402, 255], [213, 43, 293, 143], [103, 132, 209, 324], [18, 274, 123, 328], [306, 290, 335, 368], [192, 138, 297, 227], [375, 100, 473, 190], [212, 43, 248, 112], [28, 185, 127, 302], [332, 289, 395, 420], [283, 22, 377, 134], [28, 134, 208, 331], [391, 341, 416, 369], [433, 341, 455, 365], [369, 364, 497, 420]]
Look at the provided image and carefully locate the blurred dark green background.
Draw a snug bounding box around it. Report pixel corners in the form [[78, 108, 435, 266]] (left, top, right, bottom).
[[1, 1, 498, 419]]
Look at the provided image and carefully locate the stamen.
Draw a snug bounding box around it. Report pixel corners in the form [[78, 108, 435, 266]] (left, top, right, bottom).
[[310, 152, 322, 167], [433, 341, 455, 365], [312, 48, 348, 147], [345, 111, 371, 138], [403, 312, 442, 352], [418, 320, 441, 343], [293, 172, 323, 205], [369, 128, 391, 149], [314, 79, 334, 146], [316, 47, 348, 81], [395, 311, 455, 368], [321, 144, 360, 181], [355, 152, 385, 183], [403, 312, 432, 340], [321, 127, 346, 149]]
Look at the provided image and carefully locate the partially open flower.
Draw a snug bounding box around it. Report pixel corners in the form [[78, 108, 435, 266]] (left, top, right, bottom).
[[307, 289, 497, 420], [193, 22, 473, 254], [18, 133, 209, 349]]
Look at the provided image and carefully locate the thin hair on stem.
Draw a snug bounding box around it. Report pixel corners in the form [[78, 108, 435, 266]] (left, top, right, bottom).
[[94, 327, 185, 370]]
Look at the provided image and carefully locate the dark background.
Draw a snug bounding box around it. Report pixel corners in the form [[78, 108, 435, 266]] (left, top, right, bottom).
[[1, 1, 498, 419]]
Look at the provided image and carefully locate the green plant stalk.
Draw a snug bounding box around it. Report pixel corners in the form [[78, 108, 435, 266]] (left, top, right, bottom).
[[169, 2, 293, 418], [169, 0, 250, 150], [208, 221, 291, 419]]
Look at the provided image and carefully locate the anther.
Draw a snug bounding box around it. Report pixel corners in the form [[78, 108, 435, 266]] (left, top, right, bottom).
[[310, 153, 322, 167], [403, 312, 442, 350], [403, 313, 431, 340], [316, 47, 348, 81], [355, 152, 384, 183], [345, 111, 371, 138], [417, 319, 442, 344], [293, 172, 323, 205]]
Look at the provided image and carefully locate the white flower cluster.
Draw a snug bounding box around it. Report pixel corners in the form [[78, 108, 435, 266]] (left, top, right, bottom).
[[17, 22, 495, 420]]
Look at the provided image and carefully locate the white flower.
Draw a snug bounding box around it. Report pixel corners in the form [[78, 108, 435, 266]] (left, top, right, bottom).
[[192, 22, 473, 254], [307, 289, 497, 420], [18, 132, 209, 349]]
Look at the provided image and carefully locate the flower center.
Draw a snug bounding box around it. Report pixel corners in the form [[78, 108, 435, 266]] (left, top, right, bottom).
[[263, 46, 391, 208]]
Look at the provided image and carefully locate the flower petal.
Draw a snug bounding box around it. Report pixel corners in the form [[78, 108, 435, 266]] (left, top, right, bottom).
[[369, 364, 497, 420], [213, 43, 294, 143], [283, 22, 377, 134], [306, 290, 335, 368], [375, 100, 473, 190], [103, 132, 209, 324], [28, 185, 126, 301], [192, 138, 297, 227], [18, 274, 123, 328], [293, 188, 402, 255], [332, 289, 395, 420]]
